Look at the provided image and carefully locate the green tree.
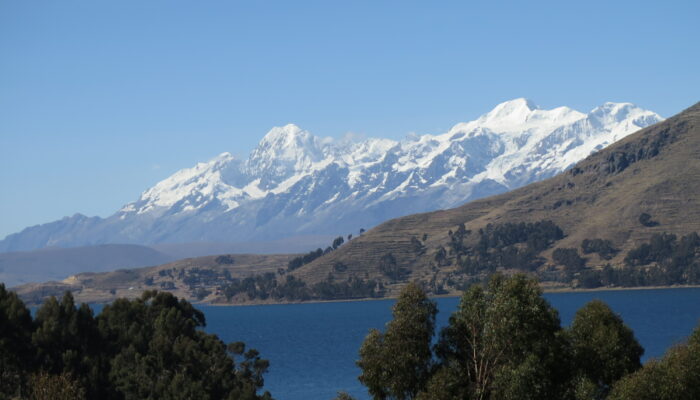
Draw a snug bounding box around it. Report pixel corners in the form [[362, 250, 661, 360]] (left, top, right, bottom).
[[432, 274, 567, 400], [568, 300, 643, 398], [358, 282, 437, 400], [608, 322, 700, 400], [553, 248, 586, 273], [333, 236, 345, 250], [32, 292, 106, 398], [0, 283, 35, 399], [99, 290, 272, 400]]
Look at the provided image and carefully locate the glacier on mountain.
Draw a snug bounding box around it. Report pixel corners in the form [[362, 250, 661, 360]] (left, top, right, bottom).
[[0, 99, 663, 251]]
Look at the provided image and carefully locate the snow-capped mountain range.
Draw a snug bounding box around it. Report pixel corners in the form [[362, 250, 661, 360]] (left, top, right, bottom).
[[0, 99, 663, 252]]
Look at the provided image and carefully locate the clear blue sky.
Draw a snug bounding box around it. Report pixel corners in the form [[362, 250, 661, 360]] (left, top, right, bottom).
[[1, 0, 698, 239]]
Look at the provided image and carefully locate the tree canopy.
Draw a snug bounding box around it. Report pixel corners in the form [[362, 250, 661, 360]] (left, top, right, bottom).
[[0, 285, 272, 400], [355, 274, 662, 400], [568, 300, 643, 398], [358, 282, 437, 400]]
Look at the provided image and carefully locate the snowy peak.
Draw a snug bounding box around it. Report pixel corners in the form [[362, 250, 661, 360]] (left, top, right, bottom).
[[484, 98, 539, 122], [127, 98, 662, 218], [473, 98, 539, 131], [257, 124, 311, 150], [246, 124, 330, 186], [589, 102, 661, 126], [253, 124, 326, 161], [448, 99, 585, 138], [122, 152, 242, 214], [0, 98, 665, 252]]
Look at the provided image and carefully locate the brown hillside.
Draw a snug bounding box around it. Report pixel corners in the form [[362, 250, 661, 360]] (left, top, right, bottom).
[[292, 102, 700, 293], [14, 253, 294, 305]]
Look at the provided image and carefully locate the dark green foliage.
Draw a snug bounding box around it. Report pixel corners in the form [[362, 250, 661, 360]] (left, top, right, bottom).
[[433, 274, 567, 400], [220, 273, 383, 302], [194, 288, 212, 300], [608, 322, 700, 400], [32, 292, 105, 398], [568, 300, 643, 398], [411, 236, 426, 254], [0, 284, 35, 399], [581, 239, 618, 260], [288, 248, 324, 271], [577, 269, 604, 288], [221, 273, 278, 301], [274, 276, 311, 301], [638, 213, 659, 227], [352, 274, 698, 400], [333, 262, 348, 272], [100, 291, 272, 399], [312, 277, 384, 300], [448, 223, 470, 254], [287, 235, 354, 271], [434, 246, 448, 267], [553, 248, 586, 272], [333, 236, 345, 250], [575, 232, 700, 288], [477, 220, 564, 253], [621, 232, 700, 285], [358, 282, 437, 400], [215, 255, 235, 265], [0, 289, 273, 400], [625, 233, 678, 266], [379, 253, 408, 281], [458, 220, 565, 274], [182, 267, 228, 289], [332, 391, 358, 400]]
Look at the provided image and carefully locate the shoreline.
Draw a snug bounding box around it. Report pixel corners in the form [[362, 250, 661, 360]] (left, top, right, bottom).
[[204, 284, 700, 307]]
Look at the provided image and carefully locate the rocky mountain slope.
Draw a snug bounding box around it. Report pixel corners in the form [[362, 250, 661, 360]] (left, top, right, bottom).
[[1, 99, 661, 252]]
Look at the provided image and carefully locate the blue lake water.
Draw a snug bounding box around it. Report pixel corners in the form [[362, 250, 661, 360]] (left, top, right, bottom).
[[200, 287, 700, 400]]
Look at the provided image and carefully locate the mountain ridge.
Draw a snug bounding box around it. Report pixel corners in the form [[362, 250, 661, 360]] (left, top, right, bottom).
[[12, 101, 700, 305], [0, 99, 662, 252], [290, 101, 700, 291]]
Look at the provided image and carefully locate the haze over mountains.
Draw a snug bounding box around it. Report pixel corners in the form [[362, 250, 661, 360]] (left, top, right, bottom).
[[1, 99, 662, 253]]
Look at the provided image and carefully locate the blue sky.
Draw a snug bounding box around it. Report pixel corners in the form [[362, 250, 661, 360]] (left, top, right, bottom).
[[1, 0, 698, 239]]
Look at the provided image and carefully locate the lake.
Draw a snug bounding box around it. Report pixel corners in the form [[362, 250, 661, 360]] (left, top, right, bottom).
[[200, 287, 700, 400]]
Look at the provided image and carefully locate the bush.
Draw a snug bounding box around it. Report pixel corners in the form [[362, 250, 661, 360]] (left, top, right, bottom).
[[552, 248, 586, 272], [638, 213, 659, 227], [215, 255, 235, 264], [581, 238, 618, 260]]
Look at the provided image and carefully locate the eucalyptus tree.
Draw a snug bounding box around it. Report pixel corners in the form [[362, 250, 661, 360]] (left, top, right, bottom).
[[358, 282, 437, 400], [608, 323, 700, 400], [431, 274, 567, 400], [568, 300, 643, 398]]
